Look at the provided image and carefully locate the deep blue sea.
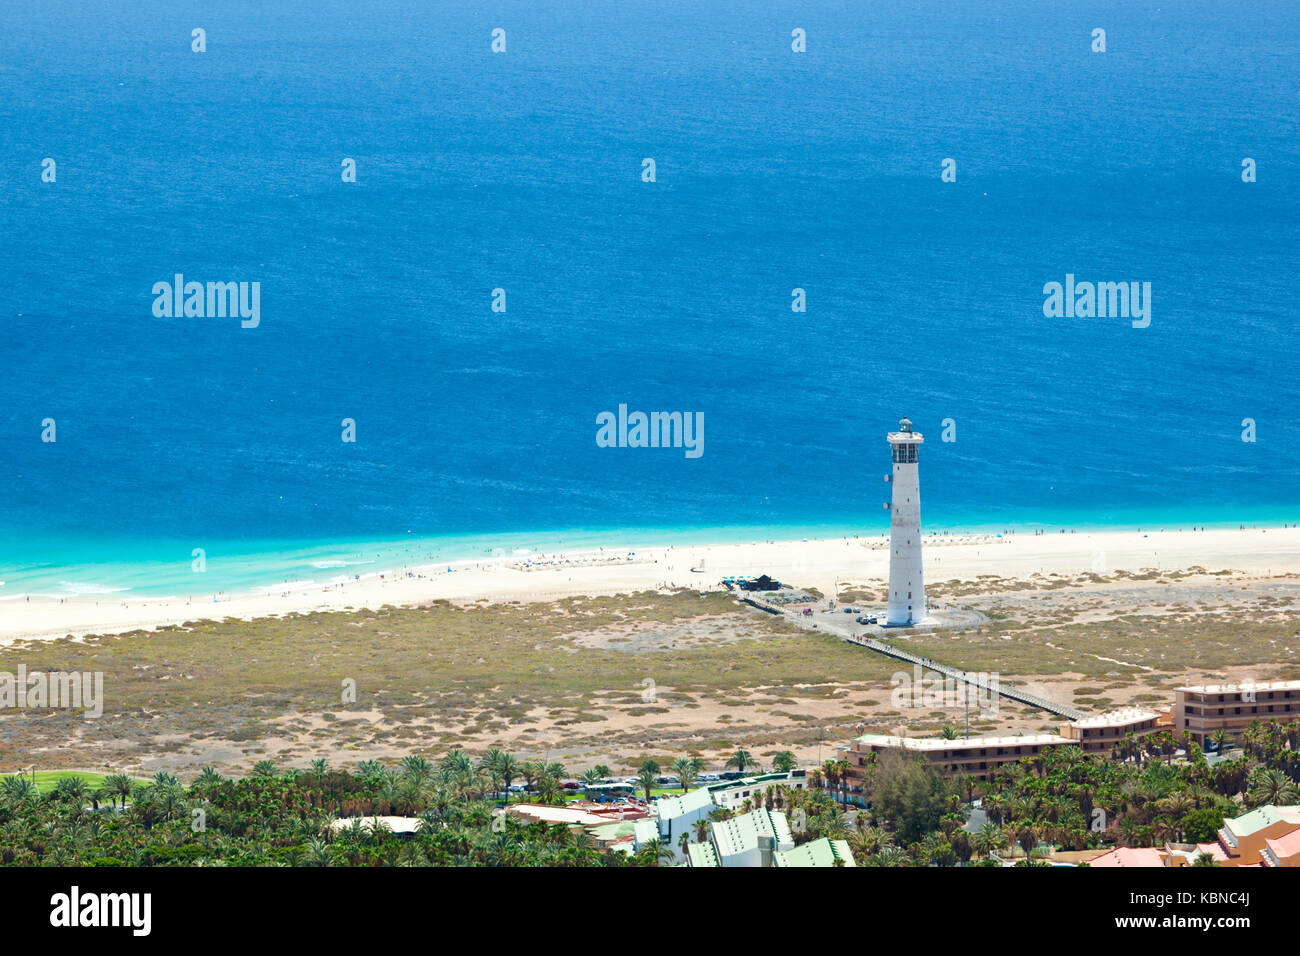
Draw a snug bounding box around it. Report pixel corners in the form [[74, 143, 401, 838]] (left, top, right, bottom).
[[1, 0, 1297, 597]]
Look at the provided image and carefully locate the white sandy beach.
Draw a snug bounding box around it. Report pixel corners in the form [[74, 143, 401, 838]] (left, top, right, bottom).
[[2, 526, 1298, 645]]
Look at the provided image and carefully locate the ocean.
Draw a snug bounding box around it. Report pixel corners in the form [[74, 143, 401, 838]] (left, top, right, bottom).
[[1, 0, 1297, 597]]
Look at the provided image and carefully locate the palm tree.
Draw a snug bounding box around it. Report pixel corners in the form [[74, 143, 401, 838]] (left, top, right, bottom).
[[1209, 729, 1232, 754], [867, 845, 910, 867], [998, 824, 1017, 858], [194, 766, 224, 792], [1248, 768, 1298, 807], [54, 776, 87, 806], [772, 751, 797, 774], [518, 761, 542, 798], [536, 775, 562, 805], [1, 775, 36, 806], [832, 758, 851, 806], [726, 749, 754, 776], [1153, 819, 1178, 844], [495, 753, 520, 797], [1016, 824, 1040, 863], [639, 838, 675, 866], [1186, 781, 1213, 810], [1283, 721, 1300, 752], [670, 757, 699, 793], [1156, 791, 1193, 821], [303, 837, 333, 867], [102, 773, 135, 809], [636, 767, 657, 802], [972, 821, 1002, 860], [820, 760, 841, 806], [1117, 814, 1145, 847], [1242, 721, 1269, 760], [479, 748, 520, 800], [850, 825, 887, 858], [956, 774, 977, 805], [439, 749, 474, 780]]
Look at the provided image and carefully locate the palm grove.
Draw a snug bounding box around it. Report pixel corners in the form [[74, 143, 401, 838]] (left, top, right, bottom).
[[0, 719, 1296, 866]]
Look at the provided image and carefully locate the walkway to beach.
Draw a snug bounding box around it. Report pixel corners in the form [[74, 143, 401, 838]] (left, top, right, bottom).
[[847, 635, 1085, 720], [777, 601, 1085, 720]]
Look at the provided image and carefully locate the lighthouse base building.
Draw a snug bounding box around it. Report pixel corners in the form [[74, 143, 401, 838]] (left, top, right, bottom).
[[886, 418, 925, 626]]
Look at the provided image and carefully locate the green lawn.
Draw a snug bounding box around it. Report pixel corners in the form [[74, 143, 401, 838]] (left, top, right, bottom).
[[1, 771, 148, 789]]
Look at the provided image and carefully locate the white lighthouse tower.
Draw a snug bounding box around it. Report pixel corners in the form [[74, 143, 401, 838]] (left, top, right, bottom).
[[886, 418, 925, 626]]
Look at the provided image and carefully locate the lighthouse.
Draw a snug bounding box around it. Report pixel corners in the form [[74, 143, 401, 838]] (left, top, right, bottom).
[[886, 418, 925, 626]]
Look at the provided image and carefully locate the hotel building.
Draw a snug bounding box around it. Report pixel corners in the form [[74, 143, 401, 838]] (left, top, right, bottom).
[[1173, 680, 1300, 746], [1058, 707, 1164, 753], [843, 732, 1079, 785], [844, 707, 1168, 785]]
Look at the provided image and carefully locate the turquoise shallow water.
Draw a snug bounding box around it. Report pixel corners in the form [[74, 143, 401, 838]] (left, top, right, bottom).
[[1, 0, 1297, 598], [0, 505, 1291, 599]]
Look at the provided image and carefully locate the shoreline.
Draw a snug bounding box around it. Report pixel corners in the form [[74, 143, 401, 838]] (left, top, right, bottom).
[[3, 524, 1299, 644], [3, 510, 1296, 598]]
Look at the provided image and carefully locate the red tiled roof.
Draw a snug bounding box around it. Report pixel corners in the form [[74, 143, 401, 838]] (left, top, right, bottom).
[[1195, 841, 1230, 862], [1089, 847, 1165, 868], [1264, 828, 1300, 863]]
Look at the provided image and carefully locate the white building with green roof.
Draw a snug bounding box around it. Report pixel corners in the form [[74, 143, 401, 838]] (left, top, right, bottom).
[[656, 786, 715, 824], [674, 807, 857, 869], [633, 816, 660, 849], [686, 842, 720, 868], [633, 786, 715, 862], [632, 771, 817, 864], [707, 770, 810, 810], [774, 837, 856, 867], [708, 807, 795, 867]]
